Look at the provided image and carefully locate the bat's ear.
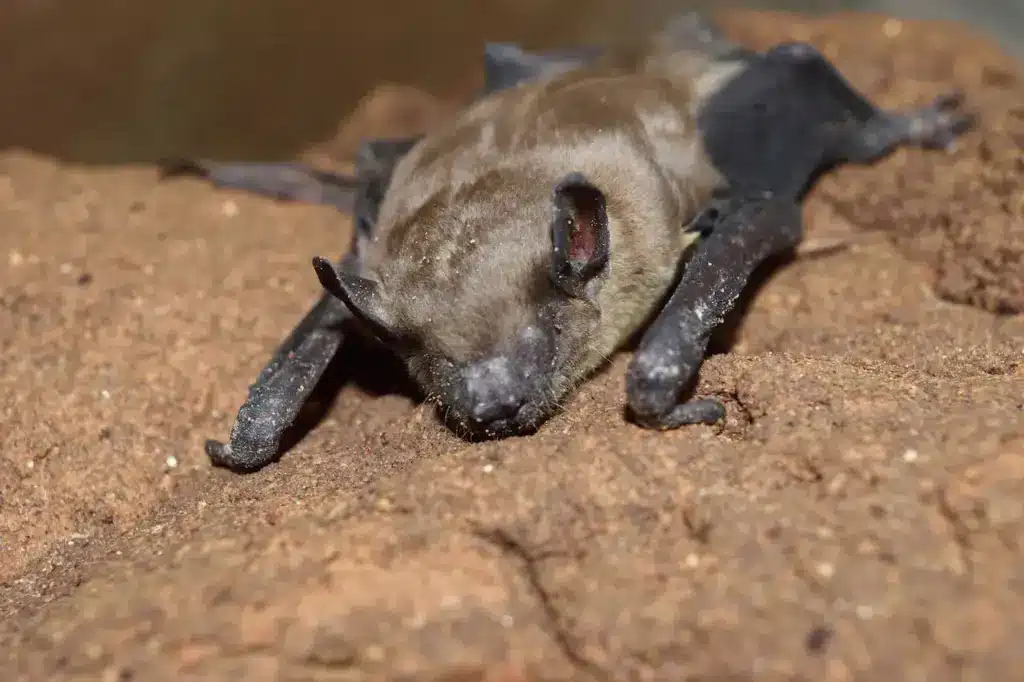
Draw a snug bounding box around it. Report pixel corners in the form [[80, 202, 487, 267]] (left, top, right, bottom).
[[312, 257, 398, 341], [549, 173, 610, 298]]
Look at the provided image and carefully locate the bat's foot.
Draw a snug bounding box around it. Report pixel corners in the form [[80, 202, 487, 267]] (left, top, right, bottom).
[[837, 90, 976, 164], [631, 397, 726, 430], [903, 91, 976, 152]]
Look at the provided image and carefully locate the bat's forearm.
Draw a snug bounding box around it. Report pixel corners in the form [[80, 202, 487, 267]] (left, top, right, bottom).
[[627, 195, 804, 427], [205, 288, 352, 472]]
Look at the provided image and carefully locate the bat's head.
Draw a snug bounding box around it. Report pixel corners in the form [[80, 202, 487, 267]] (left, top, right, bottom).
[[313, 171, 614, 439]]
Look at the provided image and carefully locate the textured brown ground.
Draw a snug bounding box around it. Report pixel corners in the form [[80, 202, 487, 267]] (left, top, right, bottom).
[[2, 10, 1023, 682]]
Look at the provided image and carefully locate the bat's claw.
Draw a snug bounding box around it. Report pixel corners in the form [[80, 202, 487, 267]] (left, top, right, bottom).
[[625, 343, 723, 429], [932, 90, 965, 110], [906, 90, 977, 152], [203, 427, 281, 473], [635, 398, 727, 430], [204, 439, 233, 465]]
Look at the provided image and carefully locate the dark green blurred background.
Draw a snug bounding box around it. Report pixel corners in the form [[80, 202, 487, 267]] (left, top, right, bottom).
[[0, 0, 1019, 164]]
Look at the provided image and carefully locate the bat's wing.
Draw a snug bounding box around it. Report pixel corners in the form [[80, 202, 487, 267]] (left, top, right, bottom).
[[480, 10, 757, 96], [155, 39, 588, 206], [204, 136, 417, 472], [157, 158, 363, 212], [482, 42, 603, 94]]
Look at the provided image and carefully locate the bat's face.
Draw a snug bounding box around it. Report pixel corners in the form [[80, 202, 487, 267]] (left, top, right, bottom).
[[313, 172, 612, 439], [398, 291, 599, 438]]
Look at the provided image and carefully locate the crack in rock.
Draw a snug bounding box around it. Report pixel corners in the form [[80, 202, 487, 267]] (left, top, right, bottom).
[[933, 484, 976, 579], [470, 525, 608, 681]]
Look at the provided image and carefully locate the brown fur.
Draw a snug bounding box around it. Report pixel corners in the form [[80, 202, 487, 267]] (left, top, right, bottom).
[[357, 30, 746, 400]]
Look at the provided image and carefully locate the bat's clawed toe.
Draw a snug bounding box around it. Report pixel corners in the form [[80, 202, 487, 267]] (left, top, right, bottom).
[[658, 398, 727, 429], [947, 109, 979, 138], [627, 368, 725, 430], [625, 347, 722, 430], [204, 439, 234, 466], [906, 90, 977, 151], [932, 90, 965, 110]]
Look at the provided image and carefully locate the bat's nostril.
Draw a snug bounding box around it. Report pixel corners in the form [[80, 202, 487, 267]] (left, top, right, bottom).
[[468, 392, 525, 423], [462, 355, 526, 424]]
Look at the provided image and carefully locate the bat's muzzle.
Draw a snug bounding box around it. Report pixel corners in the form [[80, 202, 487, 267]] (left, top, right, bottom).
[[447, 323, 554, 437], [462, 355, 529, 425]]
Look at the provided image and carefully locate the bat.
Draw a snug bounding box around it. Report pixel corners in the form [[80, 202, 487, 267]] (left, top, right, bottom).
[[160, 12, 974, 472]]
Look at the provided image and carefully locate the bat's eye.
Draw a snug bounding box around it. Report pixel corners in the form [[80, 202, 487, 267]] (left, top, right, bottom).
[[386, 330, 424, 355]]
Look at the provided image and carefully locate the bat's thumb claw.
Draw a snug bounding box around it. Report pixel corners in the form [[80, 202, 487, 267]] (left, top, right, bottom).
[[204, 416, 283, 472]]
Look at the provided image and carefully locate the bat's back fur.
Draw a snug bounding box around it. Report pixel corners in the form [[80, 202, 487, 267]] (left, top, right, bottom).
[[361, 30, 746, 401]]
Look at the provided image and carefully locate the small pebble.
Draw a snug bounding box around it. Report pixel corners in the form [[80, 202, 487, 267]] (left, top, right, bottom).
[[482, 463, 495, 473], [815, 562, 835, 579], [902, 448, 919, 463], [165, 455, 179, 470], [882, 18, 902, 38], [855, 604, 875, 620]]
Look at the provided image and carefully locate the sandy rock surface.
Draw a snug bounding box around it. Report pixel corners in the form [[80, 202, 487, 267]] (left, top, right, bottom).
[[1, 10, 1023, 682]]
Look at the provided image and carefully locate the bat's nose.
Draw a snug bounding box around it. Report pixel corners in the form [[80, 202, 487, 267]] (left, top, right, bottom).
[[469, 390, 525, 424], [463, 356, 526, 424]]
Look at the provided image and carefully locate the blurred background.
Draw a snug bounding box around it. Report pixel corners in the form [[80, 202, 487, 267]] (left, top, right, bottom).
[[0, 0, 1020, 164]]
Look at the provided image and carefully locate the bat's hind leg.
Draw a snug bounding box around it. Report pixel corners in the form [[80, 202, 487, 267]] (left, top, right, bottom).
[[765, 42, 976, 164], [627, 41, 975, 431], [834, 91, 975, 162], [699, 40, 976, 198]]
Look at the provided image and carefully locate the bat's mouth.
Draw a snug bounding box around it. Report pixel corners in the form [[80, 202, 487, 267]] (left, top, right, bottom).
[[437, 398, 550, 442]]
